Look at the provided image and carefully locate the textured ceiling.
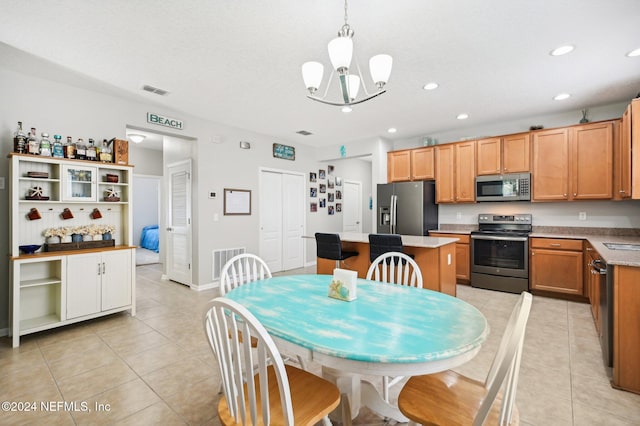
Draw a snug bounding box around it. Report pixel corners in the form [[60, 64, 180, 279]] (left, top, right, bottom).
[[1, 0, 639, 148]]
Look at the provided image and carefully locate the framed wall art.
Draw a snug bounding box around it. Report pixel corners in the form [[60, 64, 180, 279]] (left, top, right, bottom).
[[224, 188, 251, 215]]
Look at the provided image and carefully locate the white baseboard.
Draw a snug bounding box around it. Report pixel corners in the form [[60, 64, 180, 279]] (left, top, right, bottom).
[[190, 281, 219, 292], [0, 328, 8, 337], [304, 261, 317, 268]]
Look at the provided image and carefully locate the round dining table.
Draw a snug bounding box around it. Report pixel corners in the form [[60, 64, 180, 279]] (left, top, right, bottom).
[[224, 274, 489, 422]]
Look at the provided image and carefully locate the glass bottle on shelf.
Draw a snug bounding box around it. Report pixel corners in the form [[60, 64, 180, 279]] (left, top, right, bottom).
[[65, 136, 76, 159], [52, 134, 64, 158], [27, 128, 40, 155], [75, 138, 87, 160], [99, 138, 112, 162], [39, 133, 52, 156], [86, 138, 97, 161], [13, 121, 27, 154]]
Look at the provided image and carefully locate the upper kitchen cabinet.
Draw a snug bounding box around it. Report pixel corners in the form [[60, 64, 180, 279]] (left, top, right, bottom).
[[410, 147, 435, 180], [628, 98, 640, 199], [615, 109, 631, 200], [532, 121, 613, 201], [387, 147, 434, 182], [435, 141, 476, 203], [476, 133, 530, 176], [387, 150, 411, 182]]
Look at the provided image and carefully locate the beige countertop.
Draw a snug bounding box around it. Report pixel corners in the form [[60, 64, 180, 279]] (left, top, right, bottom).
[[306, 232, 459, 249]]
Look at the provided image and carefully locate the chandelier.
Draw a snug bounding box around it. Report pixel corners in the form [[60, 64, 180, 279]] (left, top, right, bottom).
[[301, 0, 392, 110]]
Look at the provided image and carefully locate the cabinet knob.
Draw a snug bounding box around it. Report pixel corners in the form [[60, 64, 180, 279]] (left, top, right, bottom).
[[550, 243, 561, 247], [619, 190, 626, 193], [573, 193, 577, 197], [563, 194, 567, 198]]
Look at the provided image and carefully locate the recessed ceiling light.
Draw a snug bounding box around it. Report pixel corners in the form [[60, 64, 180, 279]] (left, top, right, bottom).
[[550, 45, 575, 56], [553, 93, 571, 101], [423, 82, 439, 90], [129, 134, 146, 143], [627, 48, 640, 57], [457, 113, 469, 120], [387, 128, 397, 133], [342, 106, 353, 113]]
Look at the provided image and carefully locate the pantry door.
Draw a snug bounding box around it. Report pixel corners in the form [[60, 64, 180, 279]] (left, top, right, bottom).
[[166, 160, 192, 285], [259, 169, 305, 272]]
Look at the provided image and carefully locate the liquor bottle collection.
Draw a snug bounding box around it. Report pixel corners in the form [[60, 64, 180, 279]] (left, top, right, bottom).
[[13, 121, 114, 163]]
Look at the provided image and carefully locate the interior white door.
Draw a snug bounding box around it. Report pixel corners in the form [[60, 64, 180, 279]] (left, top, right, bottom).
[[259, 171, 283, 272], [282, 173, 304, 270], [343, 180, 363, 233], [167, 160, 192, 285]]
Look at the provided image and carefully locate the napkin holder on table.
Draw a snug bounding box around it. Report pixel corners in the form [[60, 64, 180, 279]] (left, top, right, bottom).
[[328, 268, 357, 301]]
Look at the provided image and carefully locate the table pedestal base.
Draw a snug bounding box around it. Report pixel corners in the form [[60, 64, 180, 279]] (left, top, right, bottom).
[[321, 366, 409, 423]]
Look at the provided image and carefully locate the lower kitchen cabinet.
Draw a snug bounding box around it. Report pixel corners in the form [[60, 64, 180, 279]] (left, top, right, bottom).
[[67, 250, 132, 319], [430, 232, 470, 284], [10, 248, 135, 347], [613, 266, 640, 394], [530, 238, 583, 295]]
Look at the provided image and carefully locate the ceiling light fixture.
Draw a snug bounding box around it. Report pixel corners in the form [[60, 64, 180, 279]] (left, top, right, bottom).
[[301, 0, 392, 108], [423, 82, 439, 90], [550, 45, 575, 56], [553, 93, 571, 101], [387, 128, 397, 133], [627, 48, 640, 57], [457, 113, 469, 120], [342, 106, 353, 113], [129, 134, 146, 144]]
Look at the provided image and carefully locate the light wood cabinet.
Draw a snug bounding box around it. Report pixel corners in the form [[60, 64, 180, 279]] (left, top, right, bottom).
[[615, 115, 631, 200], [429, 232, 470, 284], [435, 141, 476, 203], [532, 122, 613, 201], [613, 265, 640, 394], [387, 147, 434, 182], [9, 154, 135, 347], [387, 150, 411, 182], [585, 243, 601, 332], [628, 99, 640, 199], [410, 147, 435, 180], [530, 238, 583, 295], [477, 133, 530, 176]]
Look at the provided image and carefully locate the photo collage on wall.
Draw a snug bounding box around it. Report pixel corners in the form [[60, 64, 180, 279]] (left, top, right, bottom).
[[309, 165, 342, 214]]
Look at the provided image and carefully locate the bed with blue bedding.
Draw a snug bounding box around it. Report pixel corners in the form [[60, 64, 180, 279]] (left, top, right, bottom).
[[140, 225, 159, 253]]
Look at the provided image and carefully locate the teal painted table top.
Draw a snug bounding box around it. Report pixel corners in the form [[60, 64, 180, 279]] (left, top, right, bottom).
[[224, 274, 489, 364]]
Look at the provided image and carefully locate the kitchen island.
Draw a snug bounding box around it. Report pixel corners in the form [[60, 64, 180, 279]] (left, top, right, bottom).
[[312, 233, 459, 296]]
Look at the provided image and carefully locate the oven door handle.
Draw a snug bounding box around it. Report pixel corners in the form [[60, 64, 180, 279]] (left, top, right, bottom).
[[471, 235, 529, 242]]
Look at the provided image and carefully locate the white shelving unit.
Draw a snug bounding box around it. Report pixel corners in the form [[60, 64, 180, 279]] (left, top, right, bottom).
[[9, 154, 136, 347]]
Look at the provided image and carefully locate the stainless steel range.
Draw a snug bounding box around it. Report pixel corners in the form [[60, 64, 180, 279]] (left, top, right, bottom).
[[470, 213, 532, 294]]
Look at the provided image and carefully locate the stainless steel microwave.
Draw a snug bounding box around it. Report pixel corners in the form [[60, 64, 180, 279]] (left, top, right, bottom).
[[475, 173, 531, 202]]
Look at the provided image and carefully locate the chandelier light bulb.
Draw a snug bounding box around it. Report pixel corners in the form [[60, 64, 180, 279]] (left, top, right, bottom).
[[328, 36, 353, 73], [369, 54, 393, 88], [302, 61, 324, 93], [347, 74, 361, 100]]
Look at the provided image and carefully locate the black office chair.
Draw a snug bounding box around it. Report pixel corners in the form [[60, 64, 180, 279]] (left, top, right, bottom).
[[315, 233, 359, 268], [369, 233, 414, 262]]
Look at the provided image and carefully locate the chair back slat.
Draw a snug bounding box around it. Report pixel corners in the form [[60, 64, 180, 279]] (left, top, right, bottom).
[[220, 254, 273, 295], [366, 251, 423, 288], [474, 291, 532, 426], [204, 297, 295, 425]]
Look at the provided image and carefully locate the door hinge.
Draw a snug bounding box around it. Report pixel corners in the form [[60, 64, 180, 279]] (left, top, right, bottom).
[[189, 263, 191, 270]]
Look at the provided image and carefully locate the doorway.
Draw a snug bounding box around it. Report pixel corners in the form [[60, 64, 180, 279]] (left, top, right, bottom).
[[259, 168, 305, 273], [133, 175, 161, 265], [343, 180, 363, 233]]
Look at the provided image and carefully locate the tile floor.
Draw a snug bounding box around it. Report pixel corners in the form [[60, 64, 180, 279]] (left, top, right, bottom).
[[1, 264, 639, 425]]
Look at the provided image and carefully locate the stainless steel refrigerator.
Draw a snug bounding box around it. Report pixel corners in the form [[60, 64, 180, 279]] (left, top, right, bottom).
[[377, 181, 439, 236]]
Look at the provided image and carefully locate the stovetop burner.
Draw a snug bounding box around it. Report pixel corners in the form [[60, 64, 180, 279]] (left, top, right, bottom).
[[474, 213, 532, 235]]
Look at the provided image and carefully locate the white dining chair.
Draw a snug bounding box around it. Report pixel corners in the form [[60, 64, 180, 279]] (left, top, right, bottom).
[[219, 253, 272, 296], [366, 251, 423, 289], [397, 291, 533, 426], [366, 251, 423, 402], [204, 297, 341, 426]]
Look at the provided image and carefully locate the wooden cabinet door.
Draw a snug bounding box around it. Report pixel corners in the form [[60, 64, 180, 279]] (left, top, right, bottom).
[[67, 253, 101, 319], [411, 147, 434, 180], [476, 137, 501, 175], [455, 141, 476, 202], [502, 133, 530, 173], [101, 250, 132, 311], [530, 248, 583, 294], [570, 122, 613, 200], [455, 242, 470, 283], [387, 151, 411, 182], [632, 99, 640, 199], [532, 128, 569, 201], [435, 145, 455, 203], [615, 115, 631, 199]]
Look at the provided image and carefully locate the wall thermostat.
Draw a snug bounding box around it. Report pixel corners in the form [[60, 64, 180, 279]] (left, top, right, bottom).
[[209, 191, 216, 199]]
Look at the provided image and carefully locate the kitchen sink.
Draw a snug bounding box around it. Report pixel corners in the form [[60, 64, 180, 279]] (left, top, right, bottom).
[[603, 242, 640, 251]]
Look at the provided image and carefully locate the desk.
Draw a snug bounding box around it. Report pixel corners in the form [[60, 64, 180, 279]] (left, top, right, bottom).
[[224, 274, 489, 421], [309, 232, 459, 295]]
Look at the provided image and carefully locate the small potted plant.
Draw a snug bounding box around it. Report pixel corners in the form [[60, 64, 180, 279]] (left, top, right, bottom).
[[102, 224, 115, 240], [43, 227, 63, 244]]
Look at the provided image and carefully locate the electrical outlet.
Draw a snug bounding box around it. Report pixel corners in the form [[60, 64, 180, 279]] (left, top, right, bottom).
[[579, 212, 587, 221], [456, 212, 462, 220]]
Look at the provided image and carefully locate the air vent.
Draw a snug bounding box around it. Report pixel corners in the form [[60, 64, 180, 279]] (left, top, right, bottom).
[[296, 130, 313, 136], [142, 84, 170, 96]]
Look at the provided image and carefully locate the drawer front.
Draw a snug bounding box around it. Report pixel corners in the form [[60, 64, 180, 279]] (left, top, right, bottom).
[[530, 238, 583, 251]]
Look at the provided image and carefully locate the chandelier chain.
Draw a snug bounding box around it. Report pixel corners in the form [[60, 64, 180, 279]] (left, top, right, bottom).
[[344, 0, 349, 25]]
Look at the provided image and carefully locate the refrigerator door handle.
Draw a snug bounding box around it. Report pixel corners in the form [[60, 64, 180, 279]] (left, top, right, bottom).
[[391, 195, 397, 234]]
